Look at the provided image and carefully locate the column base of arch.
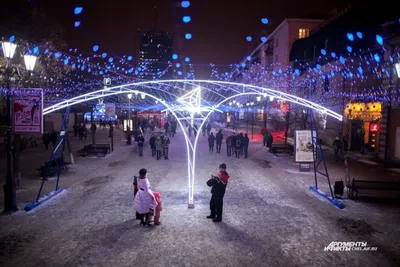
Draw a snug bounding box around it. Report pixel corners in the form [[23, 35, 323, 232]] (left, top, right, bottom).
[[187, 203, 195, 209]]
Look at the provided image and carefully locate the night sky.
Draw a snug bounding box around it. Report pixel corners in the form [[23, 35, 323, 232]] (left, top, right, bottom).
[[2, 0, 354, 71]]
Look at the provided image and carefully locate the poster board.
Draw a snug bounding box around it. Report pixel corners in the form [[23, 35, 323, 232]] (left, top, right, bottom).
[[13, 89, 43, 134], [295, 130, 316, 162]]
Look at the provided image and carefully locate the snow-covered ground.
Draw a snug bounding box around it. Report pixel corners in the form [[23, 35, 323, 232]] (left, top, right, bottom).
[[0, 126, 399, 267]]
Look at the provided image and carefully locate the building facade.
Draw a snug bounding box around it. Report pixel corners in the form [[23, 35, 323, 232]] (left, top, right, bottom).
[[289, 6, 400, 165], [138, 31, 173, 80]]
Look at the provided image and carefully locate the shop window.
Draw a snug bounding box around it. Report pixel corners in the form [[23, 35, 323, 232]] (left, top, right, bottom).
[[299, 29, 309, 39]]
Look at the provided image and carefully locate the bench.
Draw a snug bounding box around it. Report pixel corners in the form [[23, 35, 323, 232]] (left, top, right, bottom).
[[37, 156, 65, 178], [269, 144, 294, 156], [77, 144, 110, 157], [347, 179, 400, 199]]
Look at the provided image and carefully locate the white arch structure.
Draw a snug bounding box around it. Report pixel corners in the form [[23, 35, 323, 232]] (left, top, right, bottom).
[[43, 80, 342, 207]]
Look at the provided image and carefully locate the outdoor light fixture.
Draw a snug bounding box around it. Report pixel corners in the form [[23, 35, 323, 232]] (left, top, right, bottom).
[[141, 94, 145, 99], [263, 93, 267, 98], [127, 93, 132, 99], [256, 96, 261, 101], [251, 102, 254, 105], [229, 102, 232, 105], [395, 63, 400, 78], [269, 96, 274, 101], [24, 55, 37, 71], [2, 42, 17, 59]]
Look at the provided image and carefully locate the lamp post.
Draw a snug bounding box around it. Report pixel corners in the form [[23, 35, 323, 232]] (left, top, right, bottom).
[[127, 93, 132, 130], [2, 41, 37, 213]]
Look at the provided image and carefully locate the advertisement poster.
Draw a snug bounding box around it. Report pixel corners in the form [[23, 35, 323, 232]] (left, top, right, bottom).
[[295, 130, 316, 162], [105, 103, 116, 117], [13, 89, 43, 134]]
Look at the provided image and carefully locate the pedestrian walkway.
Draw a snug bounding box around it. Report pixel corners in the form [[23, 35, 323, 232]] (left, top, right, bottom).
[[0, 124, 399, 266]]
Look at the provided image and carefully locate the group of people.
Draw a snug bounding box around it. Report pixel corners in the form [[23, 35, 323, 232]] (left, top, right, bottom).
[[41, 131, 58, 150], [133, 163, 230, 226], [149, 134, 170, 160], [208, 130, 250, 158], [72, 124, 87, 140], [133, 168, 162, 226]]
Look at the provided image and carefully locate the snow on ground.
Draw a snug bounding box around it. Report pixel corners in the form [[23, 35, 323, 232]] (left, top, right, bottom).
[[0, 127, 399, 267]]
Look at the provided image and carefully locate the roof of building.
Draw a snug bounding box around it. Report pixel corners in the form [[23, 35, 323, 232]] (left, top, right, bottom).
[[289, 6, 399, 66]]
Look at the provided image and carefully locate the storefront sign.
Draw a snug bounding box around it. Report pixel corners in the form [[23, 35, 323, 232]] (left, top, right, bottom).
[[295, 130, 316, 162], [370, 123, 379, 132], [13, 89, 43, 134]]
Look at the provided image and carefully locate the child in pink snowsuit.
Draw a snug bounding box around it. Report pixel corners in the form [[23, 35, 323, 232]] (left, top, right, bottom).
[[152, 191, 162, 225]]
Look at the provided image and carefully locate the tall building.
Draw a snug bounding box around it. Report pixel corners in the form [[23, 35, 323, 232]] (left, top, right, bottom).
[[139, 31, 173, 79]]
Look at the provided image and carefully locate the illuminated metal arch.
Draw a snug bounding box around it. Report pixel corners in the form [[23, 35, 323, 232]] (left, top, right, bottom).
[[44, 80, 343, 208], [44, 80, 342, 121], [44, 89, 197, 207]]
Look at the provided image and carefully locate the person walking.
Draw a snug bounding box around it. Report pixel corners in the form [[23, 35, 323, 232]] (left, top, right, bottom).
[[216, 130, 223, 153], [226, 135, 232, 156], [42, 133, 50, 151], [30, 134, 37, 148], [332, 136, 342, 162], [163, 135, 170, 160], [263, 132, 269, 147], [188, 123, 192, 137], [137, 134, 145, 156], [208, 132, 215, 152], [149, 134, 156, 157], [206, 123, 212, 136], [155, 136, 162, 160], [234, 134, 242, 158], [243, 134, 249, 158], [206, 163, 230, 222]]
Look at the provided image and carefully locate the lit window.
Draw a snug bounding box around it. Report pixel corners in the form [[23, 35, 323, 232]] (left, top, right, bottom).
[[299, 29, 309, 39]]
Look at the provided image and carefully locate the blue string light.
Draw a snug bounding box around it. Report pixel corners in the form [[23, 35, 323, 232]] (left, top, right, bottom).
[[181, 1, 190, 8]]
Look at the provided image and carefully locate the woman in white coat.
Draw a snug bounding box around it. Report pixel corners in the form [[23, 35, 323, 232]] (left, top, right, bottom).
[[134, 168, 158, 226]]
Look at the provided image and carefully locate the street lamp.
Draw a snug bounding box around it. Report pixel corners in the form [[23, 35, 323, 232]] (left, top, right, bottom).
[[2, 41, 17, 213], [2, 41, 37, 213], [127, 93, 132, 130], [395, 63, 400, 78]]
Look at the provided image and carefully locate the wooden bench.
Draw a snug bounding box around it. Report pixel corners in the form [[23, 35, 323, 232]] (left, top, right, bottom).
[[37, 156, 65, 178], [77, 144, 110, 157], [269, 144, 294, 156], [347, 179, 400, 199]]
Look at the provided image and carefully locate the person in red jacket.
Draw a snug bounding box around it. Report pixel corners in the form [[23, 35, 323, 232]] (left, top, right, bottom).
[[207, 163, 230, 222], [152, 191, 162, 225]]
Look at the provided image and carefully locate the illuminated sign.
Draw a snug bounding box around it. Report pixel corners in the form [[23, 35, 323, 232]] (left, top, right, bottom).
[[370, 124, 379, 132]]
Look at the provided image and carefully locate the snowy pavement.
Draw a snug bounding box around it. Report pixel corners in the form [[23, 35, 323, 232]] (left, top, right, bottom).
[[0, 127, 399, 267]]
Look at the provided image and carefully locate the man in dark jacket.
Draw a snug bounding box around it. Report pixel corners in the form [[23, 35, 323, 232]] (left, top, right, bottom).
[[206, 123, 212, 136], [137, 134, 145, 156], [149, 134, 156, 157], [243, 133, 250, 158], [208, 133, 216, 152], [216, 130, 223, 153], [235, 134, 242, 158], [226, 135, 232, 156], [207, 163, 230, 222]]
